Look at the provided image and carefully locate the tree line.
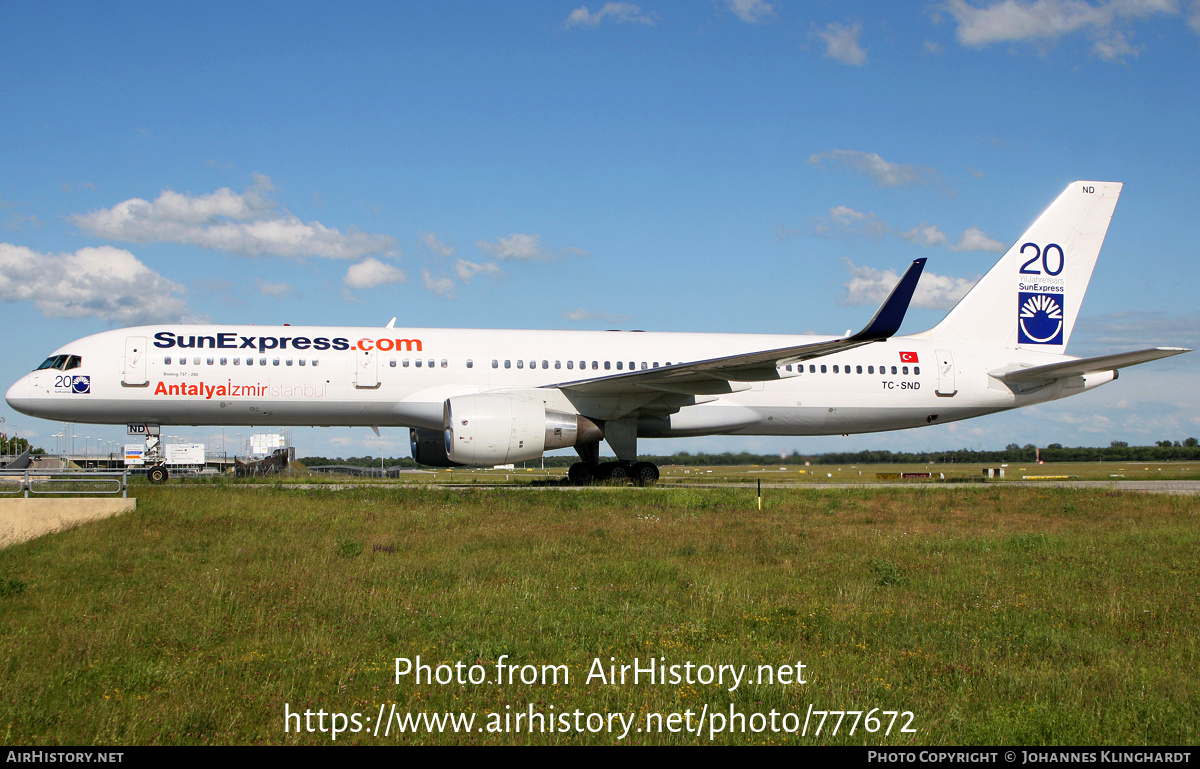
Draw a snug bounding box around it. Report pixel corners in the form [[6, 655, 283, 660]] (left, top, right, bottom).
[[301, 438, 1200, 469]]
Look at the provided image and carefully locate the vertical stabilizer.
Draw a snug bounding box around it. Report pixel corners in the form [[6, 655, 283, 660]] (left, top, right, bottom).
[[928, 181, 1121, 354]]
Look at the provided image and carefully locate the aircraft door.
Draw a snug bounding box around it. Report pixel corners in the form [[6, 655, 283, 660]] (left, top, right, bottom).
[[935, 349, 957, 396], [355, 348, 379, 388], [123, 336, 148, 387]]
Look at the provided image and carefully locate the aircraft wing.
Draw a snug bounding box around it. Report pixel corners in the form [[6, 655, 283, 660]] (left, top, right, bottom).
[[550, 258, 926, 396], [996, 347, 1191, 384]]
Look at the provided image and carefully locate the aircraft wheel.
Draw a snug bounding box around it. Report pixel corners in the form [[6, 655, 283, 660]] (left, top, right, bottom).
[[601, 462, 631, 483], [631, 462, 659, 486], [568, 462, 594, 486], [147, 465, 169, 484]]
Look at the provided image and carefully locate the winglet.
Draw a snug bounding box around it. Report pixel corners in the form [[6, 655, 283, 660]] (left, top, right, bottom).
[[848, 257, 926, 342]]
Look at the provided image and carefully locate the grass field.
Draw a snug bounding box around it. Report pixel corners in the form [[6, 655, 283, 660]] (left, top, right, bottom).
[[1, 483, 1197, 745], [282, 459, 1200, 485]]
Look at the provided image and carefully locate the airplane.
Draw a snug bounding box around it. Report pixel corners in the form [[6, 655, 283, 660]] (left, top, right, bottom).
[[5, 180, 1190, 485]]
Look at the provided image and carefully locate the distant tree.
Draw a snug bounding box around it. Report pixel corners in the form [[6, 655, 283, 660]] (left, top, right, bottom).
[[1005, 443, 1020, 452], [1186, 437, 1199, 448], [1110, 440, 1128, 448], [1157, 440, 1174, 448], [1022, 443, 1036, 450], [1047, 443, 1063, 449]]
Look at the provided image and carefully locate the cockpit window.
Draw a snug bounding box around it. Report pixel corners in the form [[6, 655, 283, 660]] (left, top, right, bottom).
[[36, 354, 82, 371]]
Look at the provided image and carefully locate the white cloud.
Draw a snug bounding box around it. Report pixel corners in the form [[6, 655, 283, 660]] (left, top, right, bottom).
[[420, 232, 454, 257], [939, 0, 1179, 61], [255, 279, 293, 298], [476, 233, 555, 261], [808, 150, 940, 188], [809, 206, 1004, 253], [948, 225, 1006, 252], [563, 308, 633, 323], [343, 258, 407, 290], [567, 3, 656, 27], [422, 269, 457, 299], [818, 21, 868, 65], [72, 174, 395, 260], [900, 223, 949, 247], [0, 243, 193, 323], [726, 0, 775, 23], [453, 259, 503, 283], [5, 213, 41, 232], [841, 258, 978, 310]]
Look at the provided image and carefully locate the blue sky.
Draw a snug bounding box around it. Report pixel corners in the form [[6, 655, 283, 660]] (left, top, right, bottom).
[[2, 0, 1198, 459]]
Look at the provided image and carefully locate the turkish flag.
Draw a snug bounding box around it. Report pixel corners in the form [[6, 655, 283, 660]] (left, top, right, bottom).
[[899, 351, 919, 363]]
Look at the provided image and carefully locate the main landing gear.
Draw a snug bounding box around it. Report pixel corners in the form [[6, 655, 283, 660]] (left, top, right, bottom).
[[568, 460, 660, 486], [147, 465, 169, 484]]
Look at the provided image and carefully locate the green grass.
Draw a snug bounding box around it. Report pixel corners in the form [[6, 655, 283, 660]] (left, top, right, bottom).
[[0, 485, 1197, 745]]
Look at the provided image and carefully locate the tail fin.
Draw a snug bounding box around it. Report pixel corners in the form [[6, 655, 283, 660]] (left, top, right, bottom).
[[927, 181, 1122, 355]]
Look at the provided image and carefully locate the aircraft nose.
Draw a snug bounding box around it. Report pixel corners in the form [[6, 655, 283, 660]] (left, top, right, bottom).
[[5, 376, 32, 416]]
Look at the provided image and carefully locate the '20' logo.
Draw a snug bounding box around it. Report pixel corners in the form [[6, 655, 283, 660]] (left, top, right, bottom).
[[1018, 242, 1064, 276]]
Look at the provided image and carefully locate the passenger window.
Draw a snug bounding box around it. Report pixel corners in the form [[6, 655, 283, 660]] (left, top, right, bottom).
[[785, 364, 792, 372], [467, 360, 473, 368], [868, 366, 874, 374], [312, 359, 318, 367], [388, 359, 396, 368], [833, 365, 839, 373], [164, 356, 172, 365], [441, 360, 447, 368], [416, 359, 423, 367], [207, 358, 214, 365], [517, 360, 524, 369], [555, 361, 561, 369], [505, 360, 511, 368], [820, 365, 827, 373], [233, 358, 240, 366], [641, 362, 647, 370], [653, 362, 659, 368], [592, 361, 599, 370], [299, 359, 306, 366], [809, 365, 815, 373], [492, 360, 498, 368], [247, 358, 254, 366], [616, 361, 623, 370], [891, 366, 897, 375], [528, 360, 535, 369], [272, 358, 279, 366], [542, 360, 549, 369], [259, 358, 267, 366], [220, 357, 227, 365], [429, 360, 435, 368], [914, 366, 921, 375], [604, 361, 610, 370], [902, 366, 909, 375], [567, 361, 574, 369], [403, 359, 410, 367], [856, 365, 862, 374]]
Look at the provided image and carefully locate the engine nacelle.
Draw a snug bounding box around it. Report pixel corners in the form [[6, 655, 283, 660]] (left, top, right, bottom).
[[410, 428, 463, 467], [443, 393, 602, 466]]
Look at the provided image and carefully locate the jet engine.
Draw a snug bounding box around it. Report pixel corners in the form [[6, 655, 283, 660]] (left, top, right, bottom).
[[443, 393, 602, 465], [410, 428, 463, 467]]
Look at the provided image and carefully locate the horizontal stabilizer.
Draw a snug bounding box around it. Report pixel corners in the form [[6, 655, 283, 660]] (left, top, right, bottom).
[[996, 347, 1191, 384]]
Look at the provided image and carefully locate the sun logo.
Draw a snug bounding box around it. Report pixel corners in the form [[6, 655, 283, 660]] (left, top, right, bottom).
[[1017, 292, 1064, 345]]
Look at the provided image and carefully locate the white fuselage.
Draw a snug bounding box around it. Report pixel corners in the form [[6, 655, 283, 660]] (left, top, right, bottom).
[[5, 324, 1104, 438]]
